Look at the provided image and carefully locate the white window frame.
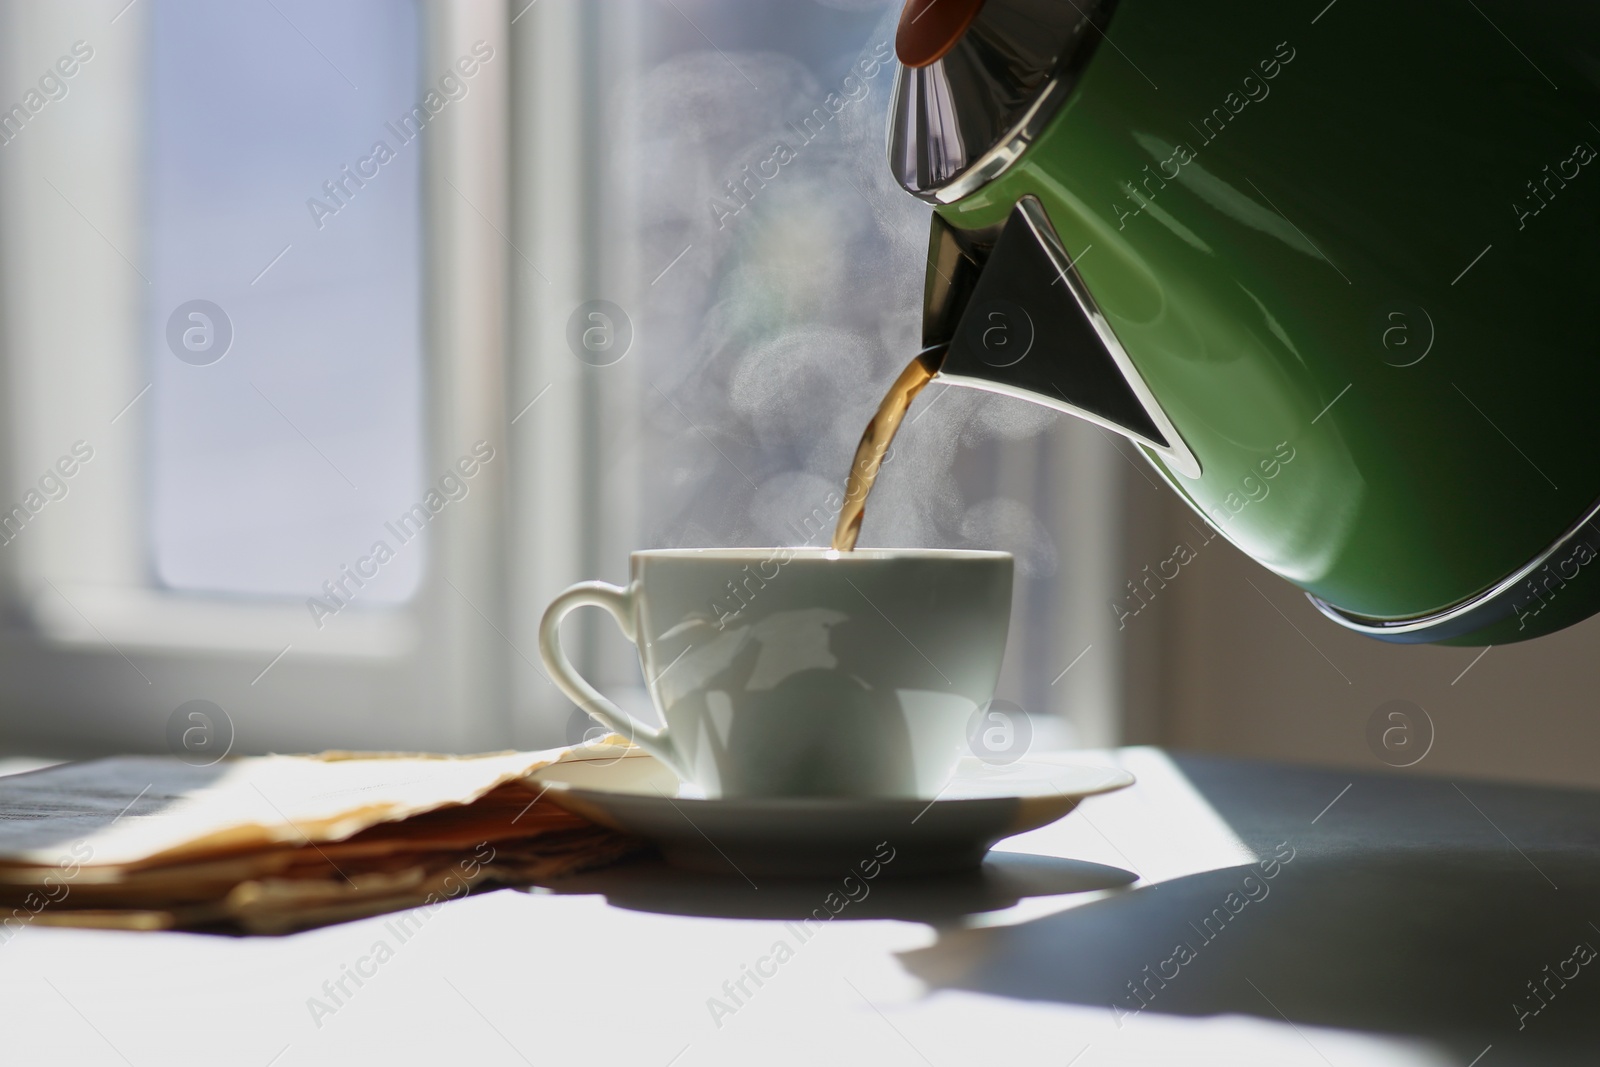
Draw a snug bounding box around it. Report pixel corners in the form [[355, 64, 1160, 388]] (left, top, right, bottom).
[[0, 0, 556, 755], [506, 0, 659, 749]]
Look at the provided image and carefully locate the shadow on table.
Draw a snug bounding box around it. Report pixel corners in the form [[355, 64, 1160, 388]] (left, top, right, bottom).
[[899, 850, 1600, 1064], [896, 754, 1600, 1066], [535, 849, 1137, 924]]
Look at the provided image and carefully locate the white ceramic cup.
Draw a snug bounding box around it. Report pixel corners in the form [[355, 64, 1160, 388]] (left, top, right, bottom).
[[538, 548, 1014, 799]]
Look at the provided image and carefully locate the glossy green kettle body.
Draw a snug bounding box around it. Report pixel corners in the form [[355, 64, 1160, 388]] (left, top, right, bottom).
[[890, 0, 1600, 644]]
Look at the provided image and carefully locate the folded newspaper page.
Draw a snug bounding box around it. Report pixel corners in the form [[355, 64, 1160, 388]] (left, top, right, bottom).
[[0, 739, 645, 935]]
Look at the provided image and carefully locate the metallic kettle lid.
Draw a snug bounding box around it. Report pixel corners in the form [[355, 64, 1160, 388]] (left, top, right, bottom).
[[888, 0, 1116, 204]]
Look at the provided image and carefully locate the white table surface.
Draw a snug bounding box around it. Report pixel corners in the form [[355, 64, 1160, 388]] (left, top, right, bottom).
[[1, 747, 1591, 1066]]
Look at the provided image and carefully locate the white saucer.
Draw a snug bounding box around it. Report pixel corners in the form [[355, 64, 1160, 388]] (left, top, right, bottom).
[[530, 752, 1134, 878]]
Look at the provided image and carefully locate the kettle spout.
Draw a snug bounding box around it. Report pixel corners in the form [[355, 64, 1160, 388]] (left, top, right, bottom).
[[919, 198, 1201, 479]]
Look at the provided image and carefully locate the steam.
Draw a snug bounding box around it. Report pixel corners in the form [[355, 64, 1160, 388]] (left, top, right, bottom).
[[730, 326, 880, 459], [748, 469, 840, 545], [622, 8, 1062, 560], [960, 496, 1058, 579]]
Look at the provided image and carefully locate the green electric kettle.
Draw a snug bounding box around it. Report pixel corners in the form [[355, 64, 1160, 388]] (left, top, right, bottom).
[[887, 0, 1600, 645]]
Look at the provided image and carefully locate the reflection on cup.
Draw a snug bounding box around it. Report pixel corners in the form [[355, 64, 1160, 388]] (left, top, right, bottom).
[[539, 548, 1014, 799]]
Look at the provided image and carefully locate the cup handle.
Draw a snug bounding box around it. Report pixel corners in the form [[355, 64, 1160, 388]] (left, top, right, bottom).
[[538, 580, 680, 774]]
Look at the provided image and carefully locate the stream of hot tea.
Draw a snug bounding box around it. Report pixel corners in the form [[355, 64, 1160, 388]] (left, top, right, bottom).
[[830, 350, 941, 552]]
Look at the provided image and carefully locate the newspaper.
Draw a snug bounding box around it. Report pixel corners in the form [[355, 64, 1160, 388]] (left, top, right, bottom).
[[0, 740, 644, 935]]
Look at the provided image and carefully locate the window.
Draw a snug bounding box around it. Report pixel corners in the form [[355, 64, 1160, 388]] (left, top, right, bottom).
[[0, 0, 1134, 758], [0, 0, 515, 754], [147, 0, 427, 603]]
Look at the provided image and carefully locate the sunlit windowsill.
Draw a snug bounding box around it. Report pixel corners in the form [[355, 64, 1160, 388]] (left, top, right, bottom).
[[30, 585, 418, 661]]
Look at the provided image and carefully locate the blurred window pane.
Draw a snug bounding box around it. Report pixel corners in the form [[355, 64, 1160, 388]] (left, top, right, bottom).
[[147, 0, 425, 603]]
